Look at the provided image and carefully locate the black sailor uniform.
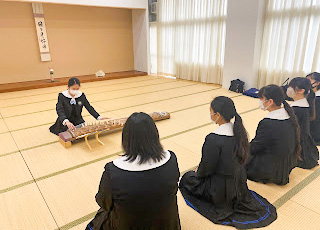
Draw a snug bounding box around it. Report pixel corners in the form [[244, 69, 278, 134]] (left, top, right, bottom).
[[49, 91, 100, 135], [310, 90, 320, 145], [179, 123, 277, 229], [246, 108, 298, 185], [87, 150, 181, 230], [291, 98, 319, 169]]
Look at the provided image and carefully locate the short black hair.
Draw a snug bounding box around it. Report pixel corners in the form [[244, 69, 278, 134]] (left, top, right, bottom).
[[68, 77, 81, 87], [122, 112, 164, 164]]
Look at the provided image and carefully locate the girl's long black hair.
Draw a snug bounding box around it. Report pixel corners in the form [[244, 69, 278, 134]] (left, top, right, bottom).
[[289, 77, 316, 120], [210, 96, 249, 164], [258, 84, 301, 160], [122, 112, 164, 164]]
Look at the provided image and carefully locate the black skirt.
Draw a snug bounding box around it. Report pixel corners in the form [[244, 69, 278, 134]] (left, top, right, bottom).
[[310, 96, 320, 145], [298, 133, 319, 169], [49, 115, 85, 135], [179, 171, 277, 229]]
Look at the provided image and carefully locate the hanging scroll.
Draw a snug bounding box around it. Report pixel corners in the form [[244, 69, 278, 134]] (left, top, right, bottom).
[[32, 3, 51, 62]]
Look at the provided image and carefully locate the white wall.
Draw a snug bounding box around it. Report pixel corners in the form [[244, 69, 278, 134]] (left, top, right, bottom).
[[223, 0, 266, 90], [4, 0, 148, 9]]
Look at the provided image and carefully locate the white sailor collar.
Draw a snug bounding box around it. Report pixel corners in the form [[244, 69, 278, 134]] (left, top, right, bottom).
[[265, 108, 290, 120], [291, 98, 309, 108], [62, 90, 83, 99], [212, 122, 234, 137], [113, 150, 171, 171], [315, 90, 320, 97]]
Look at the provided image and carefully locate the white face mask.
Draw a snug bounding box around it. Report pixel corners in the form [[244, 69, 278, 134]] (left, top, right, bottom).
[[210, 113, 218, 124], [259, 100, 270, 111], [69, 89, 80, 96], [286, 87, 296, 99]]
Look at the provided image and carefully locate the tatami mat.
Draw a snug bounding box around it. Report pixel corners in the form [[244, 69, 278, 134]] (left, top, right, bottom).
[[68, 222, 91, 230], [290, 172, 320, 214], [0, 77, 172, 108], [0, 75, 154, 100], [1, 75, 320, 230], [0, 118, 9, 134], [263, 200, 320, 230], [0, 184, 59, 230], [0, 153, 33, 191], [177, 192, 229, 230], [241, 108, 267, 122], [110, 88, 233, 117], [94, 84, 220, 111], [162, 140, 202, 174], [20, 135, 122, 179], [36, 159, 108, 227], [4, 110, 60, 131], [0, 133, 19, 156], [0, 80, 192, 117]]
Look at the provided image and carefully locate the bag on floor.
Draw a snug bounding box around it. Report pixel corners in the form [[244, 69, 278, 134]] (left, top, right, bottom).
[[243, 88, 259, 98], [229, 79, 245, 93]]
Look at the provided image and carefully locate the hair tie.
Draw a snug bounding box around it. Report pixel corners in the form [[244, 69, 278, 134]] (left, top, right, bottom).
[[235, 111, 240, 120]]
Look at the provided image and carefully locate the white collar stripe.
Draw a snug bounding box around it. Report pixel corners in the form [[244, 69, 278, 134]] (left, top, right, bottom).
[[290, 98, 309, 108], [315, 90, 320, 97], [265, 108, 290, 120], [212, 122, 234, 136]]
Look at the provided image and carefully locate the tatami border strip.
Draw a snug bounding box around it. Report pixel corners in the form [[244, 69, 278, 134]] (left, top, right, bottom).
[[58, 212, 97, 230], [0, 150, 20, 158], [273, 167, 320, 209]]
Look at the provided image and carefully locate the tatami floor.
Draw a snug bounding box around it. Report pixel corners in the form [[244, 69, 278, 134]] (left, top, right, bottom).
[[0, 75, 320, 230]]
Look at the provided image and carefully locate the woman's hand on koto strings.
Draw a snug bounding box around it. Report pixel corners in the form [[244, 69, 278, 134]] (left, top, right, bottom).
[[66, 121, 76, 131]]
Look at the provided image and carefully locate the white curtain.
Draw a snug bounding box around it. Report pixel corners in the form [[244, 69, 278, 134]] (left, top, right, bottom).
[[156, 0, 227, 84], [150, 22, 158, 74], [258, 0, 320, 87]]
